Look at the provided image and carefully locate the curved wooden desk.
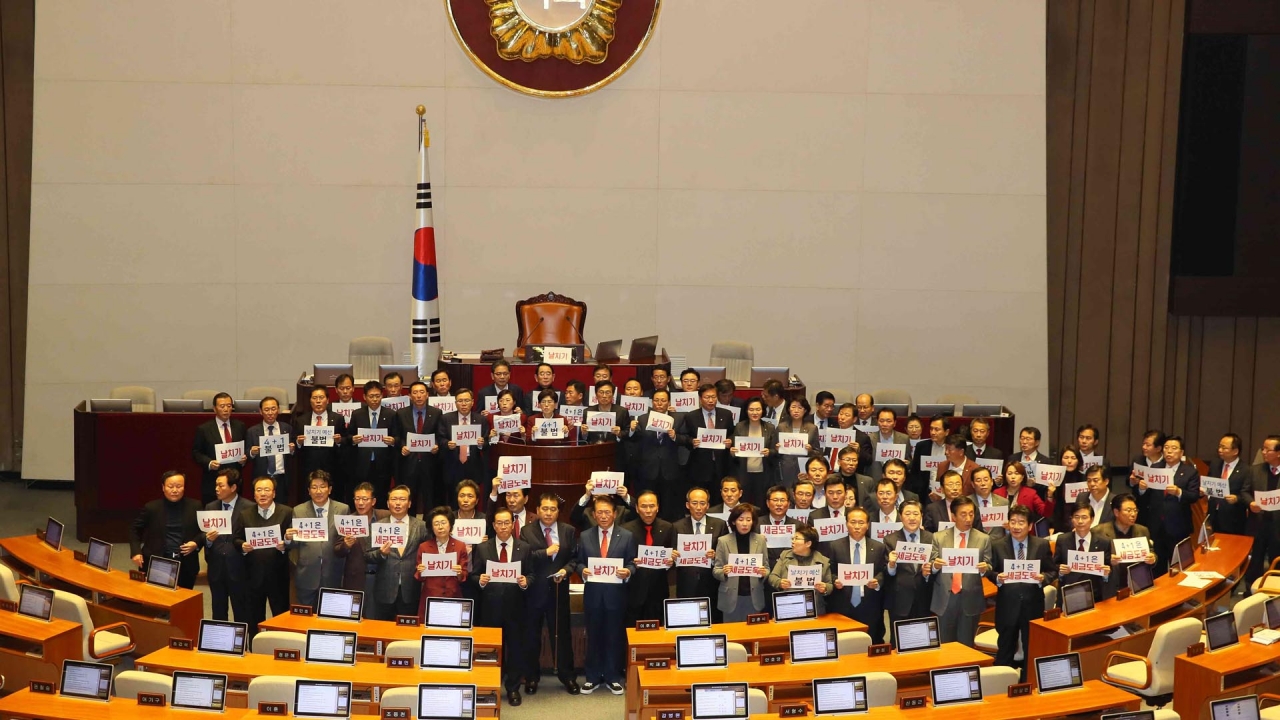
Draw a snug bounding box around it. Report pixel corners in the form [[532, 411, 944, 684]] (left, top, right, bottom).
[[0, 689, 253, 720], [1027, 533, 1251, 679], [1174, 632, 1280, 720], [0, 610, 82, 690], [258, 612, 503, 665], [0, 534, 203, 655]]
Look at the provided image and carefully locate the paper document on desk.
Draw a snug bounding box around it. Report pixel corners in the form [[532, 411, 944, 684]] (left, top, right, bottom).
[[1177, 574, 1213, 588]]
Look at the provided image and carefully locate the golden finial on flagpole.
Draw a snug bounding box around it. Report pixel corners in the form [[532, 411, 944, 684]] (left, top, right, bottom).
[[415, 105, 429, 148]]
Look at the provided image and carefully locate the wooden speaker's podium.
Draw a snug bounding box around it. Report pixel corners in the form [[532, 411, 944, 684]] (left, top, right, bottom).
[[491, 440, 618, 521]]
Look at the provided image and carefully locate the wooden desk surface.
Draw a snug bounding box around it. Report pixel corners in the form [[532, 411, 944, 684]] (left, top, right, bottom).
[[0, 689, 253, 720], [626, 613, 867, 653], [259, 612, 502, 650], [1174, 634, 1280, 720], [0, 607, 83, 645]]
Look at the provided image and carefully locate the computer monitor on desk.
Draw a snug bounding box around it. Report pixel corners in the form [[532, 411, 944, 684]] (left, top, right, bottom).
[[916, 403, 956, 418], [313, 363, 354, 386], [628, 335, 659, 361], [690, 366, 727, 384], [418, 684, 477, 720], [378, 363, 420, 382], [880, 403, 909, 418], [595, 339, 623, 362], [161, 398, 205, 413], [750, 367, 789, 387], [89, 399, 132, 412], [963, 404, 1004, 417], [59, 660, 113, 702], [294, 680, 352, 719]]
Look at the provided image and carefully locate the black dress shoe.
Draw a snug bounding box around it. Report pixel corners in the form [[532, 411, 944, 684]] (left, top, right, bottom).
[[563, 679, 581, 695], [525, 680, 538, 695], [508, 689, 522, 707]]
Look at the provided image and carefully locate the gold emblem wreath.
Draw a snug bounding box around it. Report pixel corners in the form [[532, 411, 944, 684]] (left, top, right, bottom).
[[486, 0, 621, 64]]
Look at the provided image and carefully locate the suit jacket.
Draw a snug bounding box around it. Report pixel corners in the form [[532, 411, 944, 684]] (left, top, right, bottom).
[[193, 418, 248, 490], [861, 490, 920, 518], [472, 535, 530, 624], [236, 503, 294, 588], [1093, 521, 1154, 597], [1053, 529, 1111, 601], [627, 411, 681, 486], [1243, 463, 1280, 539], [971, 493, 1009, 540], [1083, 492, 1116, 526], [831, 471, 877, 510], [295, 410, 348, 480], [290, 500, 350, 593], [395, 403, 443, 481], [347, 406, 398, 478], [711, 533, 770, 614], [868, 431, 913, 478], [1143, 461, 1201, 539], [908, 440, 944, 498], [204, 495, 254, 584], [671, 515, 728, 599], [824, 536, 889, 616], [988, 534, 1055, 622], [478, 384, 525, 416], [678, 408, 737, 488], [732, 419, 780, 483], [572, 524, 636, 612], [883, 528, 935, 616], [774, 420, 818, 484], [620, 517, 675, 611], [437, 411, 490, 486], [131, 497, 203, 580], [936, 458, 980, 497], [923, 498, 986, 534], [929, 527, 991, 617], [364, 516, 429, 604], [335, 508, 389, 591], [584, 404, 629, 444], [1206, 459, 1248, 534], [245, 421, 293, 478], [967, 445, 1006, 462], [521, 520, 579, 609]]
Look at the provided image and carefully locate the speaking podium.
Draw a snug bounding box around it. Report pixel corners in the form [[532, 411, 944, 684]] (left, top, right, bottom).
[[492, 441, 619, 521]]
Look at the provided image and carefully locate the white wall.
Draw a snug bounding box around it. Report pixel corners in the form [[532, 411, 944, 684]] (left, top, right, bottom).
[[23, 0, 1047, 480]]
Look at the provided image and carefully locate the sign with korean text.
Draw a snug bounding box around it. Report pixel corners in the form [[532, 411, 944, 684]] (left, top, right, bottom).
[[215, 441, 245, 465], [304, 425, 334, 448], [371, 522, 408, 551], [335, 515, 369, 538], [676, 534, 713, 567], [1067, 550, 1106, 576], [941, 548, 980, 574], [406, 433, 436, 453], [197, 511, 232, 534], [812, 517, 848, 542], [697, 428, 726, 449], [778, 433, 809, 456], [837, 563, 875, 587], [451, 424, 482, 446], [428, 396, 457, 414], [1004, 559, 1040, 584], [591, 471, 625, 495], [451, 519, 486, 544], [291, 518, 328, 542], [246, 525, 282, 550]]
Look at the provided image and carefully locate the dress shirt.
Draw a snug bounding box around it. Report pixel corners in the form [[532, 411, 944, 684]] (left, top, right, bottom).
[[878, 509, 898, 523], [540, 522, 559, 559], [258, 503, 276, 519], [1071, 531, 1090, 551], [952, 528, 968, 547], [1221, 459, 1238, 477], [767, 514, 789, 526], [1089, 493, 1108, 526], [312, 502, 329, 517]]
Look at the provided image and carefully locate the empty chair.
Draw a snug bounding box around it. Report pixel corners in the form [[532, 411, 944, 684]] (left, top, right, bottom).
[[726, 641, 748, 664], [349, 336, 393, 381], [829, 389, 855, 405], [0, 564, 19, 603], [1261, 695, 1280, 720], [747, 688, 768, 716], [251, 631, 307, 656], [837, 631, 872, 656], [243, 386, 289, 405], [384, 640, 417, 666], [872, 389, 912, 406], [864, 672, 898, 707], [113, 670, 172, 701], [247, 676, 307, 714], [1234, 592, 1269, 630], [936, 393, 979, 406], [1252, 557, 1280, 594], [182, 390, 220, 409], [979, 665, 1021, 695], [50, 589, 134, 661], [380, 686, 417, 711], [1101, 617, 1203, 704], [708, 342, 754, 384], [110, 386, 155, 413]]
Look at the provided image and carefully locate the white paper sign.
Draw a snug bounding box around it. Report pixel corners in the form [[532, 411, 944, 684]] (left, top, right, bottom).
[[534, 418, 564, 440], [357, 428, 388, 448], [197, 510, 232, 534], [820, 428, 855, 450], [332, 402, 359, 423], [498, 456, 533, 491], [1257, 489, 1280, 512], [259, 434, 289, 458], [491, 414, 522, 435], [1067, 550, 1106, 577], [734, 436, 765, 457], [635, 545, 672, 569], [837, 563, 875, 587], [786, 508, 812, 523], [854, 422, 877, 435], [304, 425, 335, 448], [419, 554, 456, 577], [726, 553, 766, 577], [486, 560, 521, 584], [1004, 559, 1041, 584], [645, 412, 674, 432], [717, 403, 741, 423], [1081, 454, 1105, 470], [542, 346, 573, 365], [620, 396, 652, 417], [380, 395, 410, 412], [812, 517, 848, 543], [451, 424, 482, 446], [1131, 463, 1148, 480], [335, 515, 369, 538], [787, 565, 823, 589], [979, 505, 1008, 528], [585, 411, 616, 432], [894, 541, 932, 565], [428, 396, 457, 414], [921, 456, 946, 476], [670, 392, 699, 412], [371, 522, 408, 550], [406, 432, 436, 452], [1201, 477, 1229, 500], [291, 518, 328, 542], [778, 433, 809, 456], [590, 471, 625, 494], [975, 458, 1004, 481], [587, 557, 623, 583], [560, 405, 584, 425], [707, 511, 730, 525], [451, 519, 486, 545], [245, 525, 282, 550], [870, 522, 902, 541], [485, 396, 500, 414], [1143, 467, 1174, 491], [697, 428, 727, 449], [876, 443, 907, 463], [214, 441, 245, 465], [1113, 537, 1148, 562], [941, 548, 980, 574], [1064, 482, 1088, 503], [761, 523, 795, 548], [676, 533, 713, 567], [1036, 464, 1067, 487]]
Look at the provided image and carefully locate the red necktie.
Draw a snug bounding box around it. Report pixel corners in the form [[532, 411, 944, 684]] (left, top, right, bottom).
[[416, 411, 424, 434], [645, 525, 653, 546], [951, 531, 965, 594], [499, 542, 508, 563], [545, 526, 553, 548], [1078, 538, 1085, 552], [600, 529, 609, 558], [513, 512, 522, 532], [316, 414, 324, 427], [1221, 464, 1229, 480], [222, 422, 232, 443], [983, 498, 989, 507]]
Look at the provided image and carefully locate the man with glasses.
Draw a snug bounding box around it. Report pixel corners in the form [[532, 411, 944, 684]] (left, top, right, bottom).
[[478, 359, 524, 416], [1093, 494, 1156, 597], [286, 470, 348, 608], [572, 496, 635, 695], [193, 392, 247, 505]]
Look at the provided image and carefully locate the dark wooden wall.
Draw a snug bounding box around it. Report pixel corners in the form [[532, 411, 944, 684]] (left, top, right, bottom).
[[1047, 0, 1279, 463], [0, 0, 32, 473]]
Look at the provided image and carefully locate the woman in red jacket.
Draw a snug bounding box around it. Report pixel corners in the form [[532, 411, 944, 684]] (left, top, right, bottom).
[[415, 506, 468, 615], [995, 461, 1054, 523]]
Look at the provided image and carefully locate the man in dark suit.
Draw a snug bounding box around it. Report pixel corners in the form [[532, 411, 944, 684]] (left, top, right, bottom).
[[831, 447, 877, 509], [988, 504, 1056, 678], [1093, 494, 1156, 598], [437, 388, 489, 499], [334, 482, 388, 616], [621, 490, 675, 625], [395, 381, 443, 515], [348, 381, 398, 505], [1207, 433, 1248, 535], [235, 476, 294, 637], [571, 495, 636, 695], [671, 487, 728, 621], [1243, 436, 1280, 591], [192, 392, 247, 505], [130, 470, 203, 589], [827, 506, 889, 643], [924, 471, 976, 533], [364, 485, 428, 620], [828, 404, 874, 476], [295, 385, 348, 491], [585, 380, 630, 445], [908, 416, 949, 499], [245, 396, 294, 505], [1081, 466, 1115, 527], [677, 384, 736, 492], [809, 475, 855, 529], [204, 469, 253, 621], [1137, 435, 1200, 574], [473, 507, 531, 706], [521, 364, 560, 415], [477, 359, 524, 417], [966, 418, 1005, 461], [1053, 501, 1111, 601], [884, 500, 935, 634], [520, 493, 580, 695], [627, 389, 682, 518]]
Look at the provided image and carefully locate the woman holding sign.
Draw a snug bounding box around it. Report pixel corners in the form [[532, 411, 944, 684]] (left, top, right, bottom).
[[1044, 446, 1085, 532], [524, 389, 579, 445], [729, 398, 778, 505], [767, 525, 834, 614], [414, 506, 468, 614], [776, 397, 819, 485], [487, 389, 526, 444], [712, 504, 770, 621], [994, 462, 1052, 524]]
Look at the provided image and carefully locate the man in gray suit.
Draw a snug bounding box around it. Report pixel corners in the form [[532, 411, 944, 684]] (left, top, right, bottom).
[[364, 484, 428, 619], [970, 467, 1009, 540], [929, 496, 991, 647], [246, 396, 294, 504], [287, 470, 349, 608]]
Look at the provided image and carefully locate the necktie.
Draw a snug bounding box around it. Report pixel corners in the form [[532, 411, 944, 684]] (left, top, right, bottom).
[[706, 412, 714, 430], [500, 541, 508, 563], [983, 498, 989, 507], [1078, 537, 1085, 552], [952, 531, 965, 594], [908, 533, 916, 543], [851, 542, 862, 607], [459, 417, 470, 463], [222, 502, 230, 511], [316, 414, 324, 426], [222, 422, 232, 443], [695, 521, 702, 535], [544, 526, 554, 556], [316, 506, 325, 517], [513, 512, 522, 532], [416, 411, 424, 434], [645, 525, 654, 545], [600, 529, 609, 558], [267, 425, 278, 474], [371, 411, 378, 428], [1017, 542, 1024, 560], [1222, 463, 1230, 480], [976, 447, 983, 457]]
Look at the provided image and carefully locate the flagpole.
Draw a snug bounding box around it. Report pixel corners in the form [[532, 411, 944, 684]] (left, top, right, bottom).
[[411, 105, 442, 380]]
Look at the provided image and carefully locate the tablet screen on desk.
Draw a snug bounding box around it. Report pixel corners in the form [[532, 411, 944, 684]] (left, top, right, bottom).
[[198, 619, 247, 656], [930, 665, 982, 706], [425, 597, 473, 629], [1062, 580, 1095, 616], [305, 629, 357, 665], [664, 597, 711, 629], [1034, 652, 1083, 693], [1211, 695, 1259, 720], [420, 635, 473, 671], [676, 634, 727, 669], [1173, 537, 1195, 572], [59, 660, 112, 701], [893, 616, 940, 653], [294, 680, 352, 719], [86, 538, 112, 571], [813, 676, 868, 715], [772, 589, 817, 622], [316, 588, 363, 621], [690, 682, 749, 720], [418, 684, 477, 720], [170, 671, 227, 712], [1267, 596, 1280, 630], [17, 584, 54, 621], [789, 627, 838, 664], [1127, 562, 1154, 595], [146, 555, 180, 589], [43, 517, 64, 551], [1206, 611, 1239, 652]]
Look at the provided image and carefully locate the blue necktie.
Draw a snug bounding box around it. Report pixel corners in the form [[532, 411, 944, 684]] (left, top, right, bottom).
[[851, 542, 862, 607], [369, 412, 378, 461], [222, 502, 230, 512]]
